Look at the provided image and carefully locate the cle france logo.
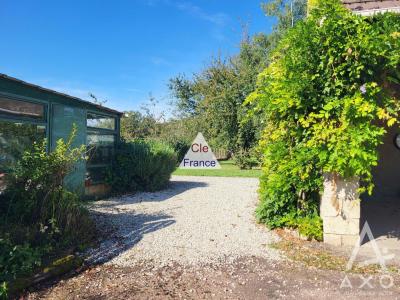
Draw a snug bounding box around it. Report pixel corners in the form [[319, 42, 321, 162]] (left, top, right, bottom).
[[179, 132, 221, 169]]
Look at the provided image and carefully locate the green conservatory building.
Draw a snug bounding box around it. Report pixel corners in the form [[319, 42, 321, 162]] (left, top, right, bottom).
[[0, 74, 122, 198]]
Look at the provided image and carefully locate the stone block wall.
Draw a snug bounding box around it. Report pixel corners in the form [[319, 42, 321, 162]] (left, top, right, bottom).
[[320, 173, 360, 246]]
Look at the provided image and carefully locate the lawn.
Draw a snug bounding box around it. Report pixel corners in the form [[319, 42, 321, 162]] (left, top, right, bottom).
[[173, 160, 262, 178]]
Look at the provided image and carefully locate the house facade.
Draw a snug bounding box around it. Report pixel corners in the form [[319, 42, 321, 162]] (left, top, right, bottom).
[[343, 0, 400, 16], [0, 74, 122, 198]]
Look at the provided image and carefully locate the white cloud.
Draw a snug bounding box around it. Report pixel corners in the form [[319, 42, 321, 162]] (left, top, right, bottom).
[[150, 56, 172, 66], [144, 0, 229, 26], [174, 1, 229, 26]]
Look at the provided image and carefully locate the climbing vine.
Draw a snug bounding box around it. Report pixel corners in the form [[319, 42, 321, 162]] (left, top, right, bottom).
[[247, 0, 400, 236]]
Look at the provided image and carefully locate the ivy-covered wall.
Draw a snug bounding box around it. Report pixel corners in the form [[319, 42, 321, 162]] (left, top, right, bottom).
[[247, 0, 400, 240]]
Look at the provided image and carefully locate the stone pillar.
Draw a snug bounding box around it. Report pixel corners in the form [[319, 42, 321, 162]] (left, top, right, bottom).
[[320, 173, 360, 246]]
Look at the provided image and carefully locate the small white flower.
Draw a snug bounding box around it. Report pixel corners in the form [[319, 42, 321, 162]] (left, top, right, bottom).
[[360, 84, 367, 94]]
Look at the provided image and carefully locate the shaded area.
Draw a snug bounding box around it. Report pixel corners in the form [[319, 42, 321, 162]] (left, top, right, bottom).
[[360, 126, 400, 263], [360, 196, 400, 264], [85, 211, 175, 265], [89, 180, 208, 209], [84, 179, 208, 265]]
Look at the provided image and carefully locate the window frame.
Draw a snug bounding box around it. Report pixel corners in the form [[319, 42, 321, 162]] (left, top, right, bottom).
[[86, 111, 116, 132], [86, 110, 119, 184], [0, 92, 48, 125], [0, 94, 48, 177]]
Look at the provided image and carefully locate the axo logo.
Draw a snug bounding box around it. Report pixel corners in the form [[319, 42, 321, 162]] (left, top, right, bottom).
[[179, 132, 221, 169], [341, 221, 395, 290]]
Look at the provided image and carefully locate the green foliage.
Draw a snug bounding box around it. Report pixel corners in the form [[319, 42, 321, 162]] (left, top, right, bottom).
[[164, 138, 190, 164], [248, 0, 400, 237], [0, 121, 46, 174], [108, 140, 177, 193], [169, 36, 272, 154], [120, 94, 165, 140], [0, 237, 42, 285], [147, 118, 198, 163], [233, 148, 260, 170], [0, 127, 95, 295], [121, 110, 158, 140], [1, 126, 87, 227], [274, 211, 323, 241], [168, 3, 308, 161], [0, 281, 7, 299], [297, 214, 323, 241], [262, 0, 307, 45]]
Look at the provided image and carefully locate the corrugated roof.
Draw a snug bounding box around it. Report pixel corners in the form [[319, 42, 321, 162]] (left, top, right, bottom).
[[0, 73, 123, 116], [343, 0, 400, 13]]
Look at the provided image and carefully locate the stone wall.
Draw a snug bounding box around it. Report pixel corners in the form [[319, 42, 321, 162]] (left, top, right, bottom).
[[320, 173, 360, 246]]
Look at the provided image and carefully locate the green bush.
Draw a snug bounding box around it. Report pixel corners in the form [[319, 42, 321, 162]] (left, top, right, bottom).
[[0, 237, 42, 287], [265, 210, 323, 241], [0, 131, 93, 243], [166, 139, 190, 164], [233, 148, 260, 170], [148, 136, 190, 164], [0, 282, 7, 299], [108, 140, 177, 193], [297, 214, 323, 241], [248, 0, 400, 238], [0, 128, 96, 296]]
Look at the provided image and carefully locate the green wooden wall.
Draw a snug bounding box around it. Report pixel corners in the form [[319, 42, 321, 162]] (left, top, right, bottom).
[[0, 75, 121, 196]]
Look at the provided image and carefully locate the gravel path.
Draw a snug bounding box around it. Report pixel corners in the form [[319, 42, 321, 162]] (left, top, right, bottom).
[[29, 177, 400, 299], [85, 176, 280, 267]]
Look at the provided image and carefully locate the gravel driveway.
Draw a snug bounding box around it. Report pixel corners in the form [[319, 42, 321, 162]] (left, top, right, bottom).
[[29, 176, 400, 299], [85, 176, 280, 267]]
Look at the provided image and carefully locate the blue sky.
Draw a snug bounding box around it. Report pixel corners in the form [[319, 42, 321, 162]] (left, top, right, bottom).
[[0, 1, 275, 114]]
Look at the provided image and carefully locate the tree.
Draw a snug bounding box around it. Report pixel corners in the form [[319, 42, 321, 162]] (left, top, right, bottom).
[[169, 34, 273, 153], [168, 75, 198, 117], [168, 2, 308, 156], [120, 94, 166, 140], [120, 111, 156, 140], [261, 0, 308, 33]]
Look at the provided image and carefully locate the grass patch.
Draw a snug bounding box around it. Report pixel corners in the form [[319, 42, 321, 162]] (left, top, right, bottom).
[[172, 160, 262, 178]]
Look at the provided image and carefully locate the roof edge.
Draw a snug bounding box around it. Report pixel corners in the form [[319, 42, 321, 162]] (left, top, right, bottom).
[[0, 73, 123, 116]]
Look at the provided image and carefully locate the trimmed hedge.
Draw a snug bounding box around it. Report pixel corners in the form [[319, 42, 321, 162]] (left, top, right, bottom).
[[107, 140, 177, 193]]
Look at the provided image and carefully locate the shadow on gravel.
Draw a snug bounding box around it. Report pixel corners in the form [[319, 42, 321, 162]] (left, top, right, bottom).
[[83, 180, 208, 265], [85, 211, 175, 265], [91, 180, 209, 208]]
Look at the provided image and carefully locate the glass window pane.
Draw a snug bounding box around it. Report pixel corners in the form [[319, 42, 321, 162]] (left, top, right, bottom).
[[0, 120, 46, 175], [87, 113, 115, 130], [87, 134, 115, 165], [0, 97, 45, 120], [86, 167, 108, 184]]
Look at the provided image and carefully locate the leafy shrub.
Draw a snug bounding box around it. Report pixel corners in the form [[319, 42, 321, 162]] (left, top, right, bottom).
[[0, 281, 7, 299], [248, 0, 400, 236], [148, 136, 190, 164], [0, 237, 42, 286], [166, 139, 190, 164], [233, 148, 260, 170], [297, 214, 323, 241], [0, 129, 92, 242], [0, 128, 96, 296], [108, 140, 177, 193]]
